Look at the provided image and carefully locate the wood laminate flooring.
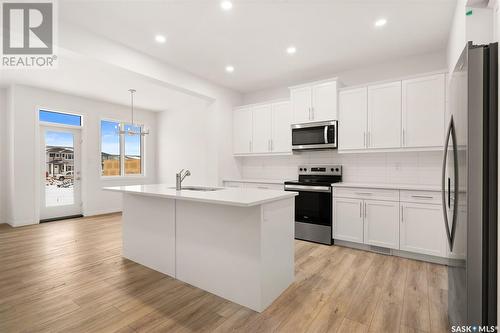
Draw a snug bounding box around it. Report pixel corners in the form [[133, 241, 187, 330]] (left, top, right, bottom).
[[0, 213, 449, 333]]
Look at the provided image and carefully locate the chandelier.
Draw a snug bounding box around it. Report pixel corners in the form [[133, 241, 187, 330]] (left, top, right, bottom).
[[119, 89, 150, 136]]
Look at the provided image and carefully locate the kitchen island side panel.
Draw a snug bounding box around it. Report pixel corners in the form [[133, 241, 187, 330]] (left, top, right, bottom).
[[122, 193, 176, 277]]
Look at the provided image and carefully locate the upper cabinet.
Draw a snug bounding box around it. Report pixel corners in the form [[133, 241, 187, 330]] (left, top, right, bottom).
[[290, 79, 338, 123], [402, 74, 445, 148], [233, 107, 253, 154], [338, 73, 446, 152], [338, 87, 367, 150], [368, 81, 401, 149], [233, 101, 292, 156]]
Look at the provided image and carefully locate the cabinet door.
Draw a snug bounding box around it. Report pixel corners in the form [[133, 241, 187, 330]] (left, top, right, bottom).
[[402, 74, 445, 148], [334, 198, 364, 243], [338, 88, 368, 150], [400, 202, 446, 257], [291, 86, 312, 123], [368, 81, 401, 148], [271, 101, 292, 153], [312, 81, 337, 121], [233, 107, 253, 154], [252, 104, 272, 153], [364, 200, 399, 249]]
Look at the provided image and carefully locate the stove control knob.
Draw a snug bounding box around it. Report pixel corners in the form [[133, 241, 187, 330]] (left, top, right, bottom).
[[299, 168, 303, 171], [336, 168, 339, 172], [331, 168, 334, 172], [304, 168, 307, 172]]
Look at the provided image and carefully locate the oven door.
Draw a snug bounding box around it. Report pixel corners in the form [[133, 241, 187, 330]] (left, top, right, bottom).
[[284, 184, 332, 225], [292, 121, 337, 150]]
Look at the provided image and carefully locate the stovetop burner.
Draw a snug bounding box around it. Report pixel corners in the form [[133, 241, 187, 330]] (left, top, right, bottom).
[[284, 164, 342, 186]]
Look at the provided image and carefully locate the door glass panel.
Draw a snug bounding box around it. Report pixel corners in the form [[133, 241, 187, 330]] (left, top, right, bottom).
[[295, 192, 331, 226], [124, 124, 142, 175], [45, 131, 75, 207]]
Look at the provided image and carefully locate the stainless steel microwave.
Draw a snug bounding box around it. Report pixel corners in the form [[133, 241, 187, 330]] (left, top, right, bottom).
[[291, 120, 337, 151]]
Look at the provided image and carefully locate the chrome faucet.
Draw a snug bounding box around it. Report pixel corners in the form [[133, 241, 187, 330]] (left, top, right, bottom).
[[176, 169, 191, 190]]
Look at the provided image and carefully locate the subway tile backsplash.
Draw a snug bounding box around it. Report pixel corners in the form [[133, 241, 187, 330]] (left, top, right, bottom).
[[240, 151, 442, 185]]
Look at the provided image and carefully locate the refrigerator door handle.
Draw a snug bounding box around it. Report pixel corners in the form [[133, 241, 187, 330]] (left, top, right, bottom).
[[442, 116, 454, 251]]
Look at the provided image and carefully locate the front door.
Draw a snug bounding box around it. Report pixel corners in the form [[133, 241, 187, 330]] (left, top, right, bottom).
[[40, 125, 82, 221]]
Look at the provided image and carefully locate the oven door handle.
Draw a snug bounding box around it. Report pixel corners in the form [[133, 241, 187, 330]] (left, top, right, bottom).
[[284, 184, 332, 193]]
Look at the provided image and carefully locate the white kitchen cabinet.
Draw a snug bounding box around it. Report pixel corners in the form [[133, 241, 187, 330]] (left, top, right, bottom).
[[364, 200, 400, 249], [399, 202, 446, 257], [338, 87, 367, 150], [334, 198, 364, 243], [312, 81, 338, 121], [290, 86, 312, 123], [233, 107, 253, 154], [290, 79, 338, 123], [271, 101, 292, 153], [402, 74, 445, 148], [252, 104, 272, 153], [368, 81, 401, 149]]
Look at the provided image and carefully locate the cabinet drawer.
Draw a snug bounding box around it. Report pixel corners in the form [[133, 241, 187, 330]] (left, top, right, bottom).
[[223, 181, 245, 188], [334, 187, 399, 201], [400, 190, 441, 204]]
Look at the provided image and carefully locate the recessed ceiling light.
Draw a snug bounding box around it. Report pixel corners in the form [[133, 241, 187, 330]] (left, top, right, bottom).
[[374, 18, 387, 27], [286, 46, 297, 55], [225, 65, 234, 73], [155, 34, 166, 43], [220, 1, 233, 11]]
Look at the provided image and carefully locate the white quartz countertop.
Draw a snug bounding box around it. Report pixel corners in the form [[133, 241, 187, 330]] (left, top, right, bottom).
[[103, 184, 297, 207], [331, 182, 441, 192], [222, 178, 285, 184]]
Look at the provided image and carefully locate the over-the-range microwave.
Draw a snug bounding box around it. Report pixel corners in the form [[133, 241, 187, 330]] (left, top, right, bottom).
[[291, 120, 337, 151]]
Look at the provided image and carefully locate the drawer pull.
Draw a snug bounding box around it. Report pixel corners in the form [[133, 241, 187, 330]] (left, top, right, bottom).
[[355, 192, 372, 195], [411, 195, 434, 199]]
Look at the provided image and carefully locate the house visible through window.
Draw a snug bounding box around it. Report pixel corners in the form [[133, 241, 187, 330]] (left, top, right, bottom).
[[101, 120, 144, 177]]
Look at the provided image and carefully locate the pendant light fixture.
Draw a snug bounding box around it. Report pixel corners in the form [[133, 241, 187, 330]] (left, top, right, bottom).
[[119, 89, 150, 136]]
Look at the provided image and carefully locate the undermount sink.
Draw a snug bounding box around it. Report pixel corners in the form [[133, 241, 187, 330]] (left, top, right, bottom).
[[169, 186, 222, 192]]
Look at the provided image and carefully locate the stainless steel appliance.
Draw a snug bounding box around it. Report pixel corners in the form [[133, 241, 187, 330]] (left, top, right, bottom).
[[291, 120, 337, 151], [284, 165, 342, 245], [444, 42, 497, 327]]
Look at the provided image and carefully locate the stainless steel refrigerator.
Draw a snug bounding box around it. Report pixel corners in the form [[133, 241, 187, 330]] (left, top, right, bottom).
[[444, 42, 497, 327]]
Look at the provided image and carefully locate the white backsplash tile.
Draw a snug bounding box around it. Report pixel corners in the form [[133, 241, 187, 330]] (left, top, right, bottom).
[[240, 150, 442, 185]]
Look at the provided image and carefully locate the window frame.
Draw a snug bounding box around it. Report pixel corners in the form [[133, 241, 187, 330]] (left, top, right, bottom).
[[100, 118, 146, 179]]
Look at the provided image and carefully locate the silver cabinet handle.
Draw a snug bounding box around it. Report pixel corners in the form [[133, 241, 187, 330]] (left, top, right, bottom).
[[364, 202, 367, 219], [308, 107, 311, 120], [401, 205, 404, 223], [249, 141, 252, 152], [411, 195, 434, 199], [359, 202, 362, 218], [355, 192, 372, 195], [311, 107, 314, 120]]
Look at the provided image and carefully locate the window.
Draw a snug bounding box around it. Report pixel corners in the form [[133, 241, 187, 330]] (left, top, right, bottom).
[[101, 120, 144, 177], [39, 110, 82, 126]]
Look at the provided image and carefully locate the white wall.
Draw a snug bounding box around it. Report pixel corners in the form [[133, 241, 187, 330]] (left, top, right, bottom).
[[243, 51, 446, 104], [0, 88, 6, 224], [5, 85, 158, 226]]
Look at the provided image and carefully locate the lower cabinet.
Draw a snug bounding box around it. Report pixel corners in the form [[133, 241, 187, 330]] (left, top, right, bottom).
[[333, 187, 448, 259], [334, 197, 399, 248], [399, 202, 446, 257], [333, 198, 364, 243], [364, 200, 399, 249]]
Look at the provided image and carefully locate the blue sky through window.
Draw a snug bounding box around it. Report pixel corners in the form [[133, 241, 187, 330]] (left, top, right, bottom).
[[124, 124, 141, 157], [40, 110, 81, 126], [46, 131, 74, 148], [101, 121, 120, 155]]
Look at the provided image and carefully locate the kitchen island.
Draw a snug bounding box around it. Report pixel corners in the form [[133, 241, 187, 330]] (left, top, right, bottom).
[[103, 184, 297, 312]]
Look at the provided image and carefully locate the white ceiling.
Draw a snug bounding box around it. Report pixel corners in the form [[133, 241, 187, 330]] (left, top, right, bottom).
[[61, 0, 455, 94]]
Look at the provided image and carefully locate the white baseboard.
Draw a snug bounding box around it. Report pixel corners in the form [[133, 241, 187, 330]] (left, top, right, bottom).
[[84, 208, 122, 217], [7, 218, 38, 227]]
